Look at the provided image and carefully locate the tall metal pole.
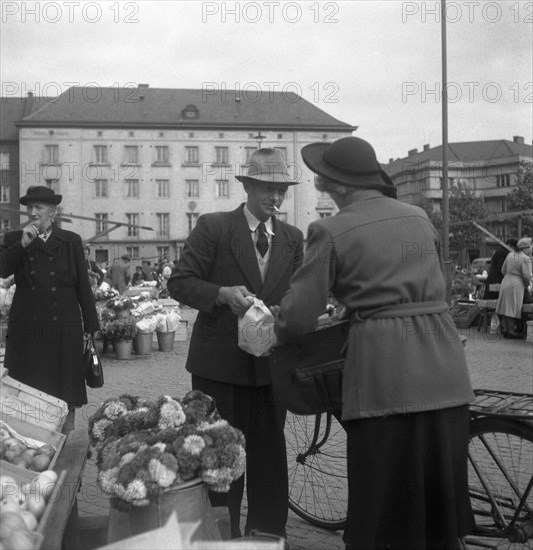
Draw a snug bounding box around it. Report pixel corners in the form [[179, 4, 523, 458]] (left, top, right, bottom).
[[441, 0, 449, 261]]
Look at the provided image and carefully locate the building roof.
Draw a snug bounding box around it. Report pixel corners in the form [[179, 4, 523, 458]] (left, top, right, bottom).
[[0, 96, 51, 140], [17, 86, 357, 132], [385, 139, 533, 176]]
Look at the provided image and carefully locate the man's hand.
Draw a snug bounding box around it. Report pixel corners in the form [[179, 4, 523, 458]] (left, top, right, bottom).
[[21, 224, 39, 248], [269, 305, 281, 322], [216, 286, 255, 316]]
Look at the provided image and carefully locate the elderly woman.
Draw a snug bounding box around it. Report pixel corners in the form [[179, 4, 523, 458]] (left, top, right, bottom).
[[274, 137, 474, 550], [496, 237, 533, 338], [0, 186, 99, 430]]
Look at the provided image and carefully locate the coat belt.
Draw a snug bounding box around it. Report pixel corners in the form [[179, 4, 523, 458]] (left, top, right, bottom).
[[350, 301, 449, 324]]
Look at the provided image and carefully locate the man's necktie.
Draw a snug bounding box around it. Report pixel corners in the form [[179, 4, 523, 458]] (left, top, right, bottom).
[[256, 222, 269, 257]]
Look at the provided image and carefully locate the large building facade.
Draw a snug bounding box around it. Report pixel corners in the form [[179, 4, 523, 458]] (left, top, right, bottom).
[[384, 137, 533, 249], [10, 85, 355, 264]]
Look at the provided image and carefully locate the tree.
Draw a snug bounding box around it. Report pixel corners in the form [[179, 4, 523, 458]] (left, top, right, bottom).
[[507, 162, 533, 236], [449, 181, 487, 265], [414, 193, 442, 231]]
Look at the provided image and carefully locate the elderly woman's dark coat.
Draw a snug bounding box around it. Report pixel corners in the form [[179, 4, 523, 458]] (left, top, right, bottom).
[[1, 225, 99, 407]]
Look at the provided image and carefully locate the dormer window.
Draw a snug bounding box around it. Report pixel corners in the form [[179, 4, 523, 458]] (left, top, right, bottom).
[[181, 105, 199, 119]]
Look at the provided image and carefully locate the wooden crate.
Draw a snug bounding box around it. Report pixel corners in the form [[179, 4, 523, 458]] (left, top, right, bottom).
[[0, 460, 67, 550], [1, 411, 66, 472], [0, 375, 68, 431]]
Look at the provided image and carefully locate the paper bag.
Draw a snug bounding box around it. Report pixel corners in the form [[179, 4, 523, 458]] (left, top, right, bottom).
[[238, 298, 277, 357]]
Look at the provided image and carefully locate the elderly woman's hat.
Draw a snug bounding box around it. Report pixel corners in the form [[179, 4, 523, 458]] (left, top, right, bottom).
[[236, 148, 299, 185], [301, 137, 397, 198], [517, 237, 532, 250], [19, 186, 62, 205]]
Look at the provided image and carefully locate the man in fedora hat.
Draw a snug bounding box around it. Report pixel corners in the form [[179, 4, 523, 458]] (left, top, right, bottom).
[[273, 137, 474, 549], [168, 148, 303, 540], [0, 185, 99, 431]]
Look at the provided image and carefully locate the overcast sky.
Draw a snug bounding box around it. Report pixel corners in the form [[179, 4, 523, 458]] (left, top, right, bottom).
[[1, 0, 531, 161]]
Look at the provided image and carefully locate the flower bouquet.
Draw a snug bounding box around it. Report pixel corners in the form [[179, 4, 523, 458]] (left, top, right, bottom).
[[107, 296, 134, 313], [100, 317, 138, 343], [88, 390, 246, 511], [94, 282, 119, 302]]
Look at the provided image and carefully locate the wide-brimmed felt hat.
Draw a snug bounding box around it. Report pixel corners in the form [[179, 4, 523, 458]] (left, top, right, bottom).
[[19, 186, 62, 205], [236, 148, 299, 185], [301, 137, 397, 198], [517, 237, 532, 250]]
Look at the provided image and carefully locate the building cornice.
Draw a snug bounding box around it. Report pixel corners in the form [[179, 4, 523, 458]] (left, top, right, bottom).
[[16, 120, 358, 133]]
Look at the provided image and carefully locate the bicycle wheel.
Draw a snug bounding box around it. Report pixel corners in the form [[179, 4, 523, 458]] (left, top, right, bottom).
[[284, 411, 347, 530], [467, 417, 533, 549]]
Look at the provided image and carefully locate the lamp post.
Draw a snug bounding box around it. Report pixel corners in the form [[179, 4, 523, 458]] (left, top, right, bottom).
[[441, 0, 453, 302]]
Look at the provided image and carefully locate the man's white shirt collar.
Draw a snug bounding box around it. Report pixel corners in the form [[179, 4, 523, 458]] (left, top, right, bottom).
[[243, 205, 275, 236]]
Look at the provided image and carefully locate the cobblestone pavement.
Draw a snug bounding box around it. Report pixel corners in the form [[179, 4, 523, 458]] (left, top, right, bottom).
[[74, 310, 532, 549]]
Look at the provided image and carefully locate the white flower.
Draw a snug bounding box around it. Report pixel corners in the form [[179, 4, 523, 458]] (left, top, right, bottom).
[[183, 435, 205, 455], [104, 401, 128, 420], [148, 458, 176, 488], [98, 467, 119, 493], [124, 479, 147, 502], [158, 399, 186, 430], [152, 442, 166, 452], [196, 419, 229, 432], [92, 419, 112, 440], [119, 452, 136, 467]]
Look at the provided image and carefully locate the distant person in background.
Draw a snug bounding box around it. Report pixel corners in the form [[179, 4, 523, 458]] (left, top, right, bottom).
[[496, 237, 533, 338], [483, 239, 518, 299], [109, 255, 131, 294], [84, 245, 105, 287], [0, 186, 99, 432], [141, 259, 154, 281], [131, 265, 145, 286]]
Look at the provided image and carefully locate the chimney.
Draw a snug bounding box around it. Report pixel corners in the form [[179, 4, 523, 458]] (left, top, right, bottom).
[[138, 83, 148, 101], [138, 84, 149, 89], [408, 148, 418, 157], [23, 92, 35, 117], [423, 144, 430, 151], [389, 158, 394, 164], [513, 135, 524, 144]]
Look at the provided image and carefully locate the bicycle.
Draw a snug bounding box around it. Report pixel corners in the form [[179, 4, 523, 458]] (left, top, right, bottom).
[[284, 389, 533, 549]]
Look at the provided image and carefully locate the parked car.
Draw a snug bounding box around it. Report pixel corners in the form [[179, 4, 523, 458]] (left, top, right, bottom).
[[470, 257, 491, 275]]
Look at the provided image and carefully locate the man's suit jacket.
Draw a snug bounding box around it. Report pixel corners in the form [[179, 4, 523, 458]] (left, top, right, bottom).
[[168, 205, 303, 386]]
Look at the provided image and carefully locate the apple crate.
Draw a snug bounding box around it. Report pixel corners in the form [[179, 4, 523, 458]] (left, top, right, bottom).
[[0, 460, 67, 550], [0, 375, 68, 432], [1, 412, 66, 472]]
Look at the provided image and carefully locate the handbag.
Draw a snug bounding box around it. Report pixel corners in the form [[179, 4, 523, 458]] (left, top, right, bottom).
[[84, 335, 104, 388], [269, 319, 349, 415]]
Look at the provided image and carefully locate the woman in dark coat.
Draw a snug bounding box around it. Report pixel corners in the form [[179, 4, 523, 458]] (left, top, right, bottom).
[[0, 186, 100, 415], [483, 239, 518, 299]]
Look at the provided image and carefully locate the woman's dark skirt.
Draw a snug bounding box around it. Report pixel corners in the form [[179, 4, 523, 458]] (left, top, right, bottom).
[[343, 405, 474, 550]]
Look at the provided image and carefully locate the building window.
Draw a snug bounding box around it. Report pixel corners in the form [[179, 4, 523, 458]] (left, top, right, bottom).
[[155, 146, 169, 164], [124, 145, 139, 164], [277, 134, 283, 139], [126, 246, 139, 260], [1, 219, 10, 231], [277, 212, 288, 222], [126, 213, 139, 237], [94, 179, 108, 198], [156, 179, 169, 198], [185, 146, 199, 165], [219, 133, 224, 138], [245, 147, 256, 164], [496, 174, 510, 187], [126, 179, 139, 198], [0, 186, 9, 202], [0, 152, 10, 169], [187, 213, 199, 234], [188, 133, 194, 138], [216, 179, 229, 198], [156, 213, 170, 237], [95, 213, 109, 235], [45, 179, 59, 192], [319, 212, 332, 218], [214, 147, 229, 166], [44, 145, 59, 164], [157, 246, 169, 260], [186, 179, 199, 198], [94, 145, 108, 164], [275, 147, 287, 160]]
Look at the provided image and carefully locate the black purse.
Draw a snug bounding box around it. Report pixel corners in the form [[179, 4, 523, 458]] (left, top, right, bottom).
[[269, 319, 349, 415], [84, 336, 104, 388]]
